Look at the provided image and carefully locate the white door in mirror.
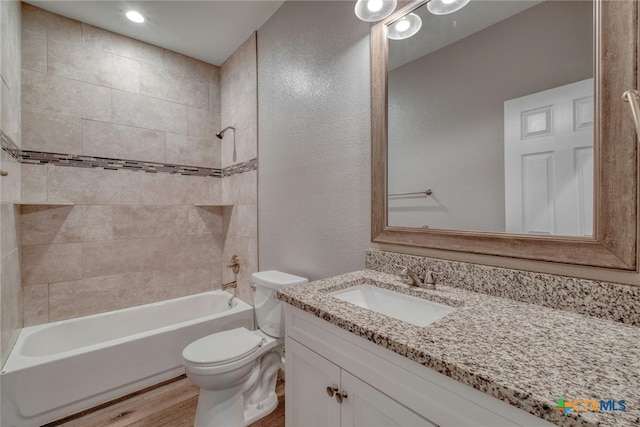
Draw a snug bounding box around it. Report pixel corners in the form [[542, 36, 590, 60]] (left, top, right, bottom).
[[504, 78, 593, 236]]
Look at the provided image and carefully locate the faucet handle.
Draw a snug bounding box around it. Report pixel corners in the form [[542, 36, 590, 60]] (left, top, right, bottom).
[[424, 271, 442, 287], [394, 264, 412, 284]]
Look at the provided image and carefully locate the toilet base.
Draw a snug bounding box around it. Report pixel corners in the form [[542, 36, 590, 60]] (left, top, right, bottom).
[[244, 390, 279, 426]]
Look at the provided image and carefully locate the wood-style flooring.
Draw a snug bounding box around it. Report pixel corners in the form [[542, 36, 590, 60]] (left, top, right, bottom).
[[45, 373, 285, 427]]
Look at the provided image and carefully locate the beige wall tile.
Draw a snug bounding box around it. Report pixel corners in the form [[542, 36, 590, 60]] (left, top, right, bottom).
[[189, 206, 223, 235], [22, 3, 81, 43], [2, 0, 22, 92], [140, 173, 214, 205], [223, 124, 256, 167], [21, 164, 47, 203], [112, 90, 187, 134], [209, 67, 221, 113], [1, 203, 19, 257], [22, 243, 82, 285], [187, 107, 218, 140], [141, 268, 212, 301], [21, 205, 83, 245], [21, 28, 46, 72], [47, 38, 111, 87], [1, 249, 22, 365], [48, 38, 141, 93], [82, 120, 166, 163], [165, 133, 220, 169], [222, 89, 257, 134], [210, 179, 223, 205], [165, 234, 222, 270], [221, 57, 256, 112], [47, 166, 142, 204], [0, 151, 21, 203], [113, 205, 188, 239], [2, 75, 21, 145], [140, 63, 209, 109], [224, 170, 257, 205], [236, 204, 257, 238], [82, 205, 113, 241], [163, 49, 213, 83], [22, 284, 48, 326], [83, 238, 166, 278], [22, 110, 82, 153], [48, 273, 143, 321], [81, 24, 165, 67], [22, 69, 112, 121]]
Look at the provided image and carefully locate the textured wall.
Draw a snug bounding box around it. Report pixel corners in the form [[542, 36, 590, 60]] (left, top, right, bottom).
[[0, 0, 22, 367], [19, 4, 256, 324], [388, 1, 593, 231], [257, 1, 371, 281]]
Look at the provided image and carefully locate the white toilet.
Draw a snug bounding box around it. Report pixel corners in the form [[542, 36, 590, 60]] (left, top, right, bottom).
[[182, 270, 308, 427]]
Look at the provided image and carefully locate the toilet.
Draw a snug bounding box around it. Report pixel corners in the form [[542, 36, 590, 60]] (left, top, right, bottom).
[[182, 270, 308, 427]]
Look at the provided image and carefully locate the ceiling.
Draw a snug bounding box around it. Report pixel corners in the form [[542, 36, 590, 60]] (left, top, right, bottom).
[[24, 0, 285, 66]]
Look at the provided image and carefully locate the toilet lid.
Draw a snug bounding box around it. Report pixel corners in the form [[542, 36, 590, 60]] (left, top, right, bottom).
[[183, 327, 262, 366]]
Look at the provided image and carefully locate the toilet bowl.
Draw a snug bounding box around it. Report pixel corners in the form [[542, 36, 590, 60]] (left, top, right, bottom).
[[182, 271, 307, 427]]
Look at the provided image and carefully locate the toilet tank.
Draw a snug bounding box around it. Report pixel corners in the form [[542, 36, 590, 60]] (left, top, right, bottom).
[[252, 271, 307, 338]]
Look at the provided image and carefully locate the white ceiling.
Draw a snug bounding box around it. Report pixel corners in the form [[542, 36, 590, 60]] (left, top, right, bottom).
[[24, 0, 285, 66]]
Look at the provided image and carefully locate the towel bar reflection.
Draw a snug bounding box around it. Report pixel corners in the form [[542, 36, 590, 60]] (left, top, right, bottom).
[[622, 90, 640, 140], [388, 189, 433, 197]]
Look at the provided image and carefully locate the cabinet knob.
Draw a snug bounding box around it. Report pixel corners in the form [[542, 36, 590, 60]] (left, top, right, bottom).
[[335, 390, 348, 404], [326, 385, 338, 397]]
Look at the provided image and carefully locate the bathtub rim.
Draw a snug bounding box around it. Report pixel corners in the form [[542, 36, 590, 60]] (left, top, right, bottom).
[[2, 290, 253, 373]]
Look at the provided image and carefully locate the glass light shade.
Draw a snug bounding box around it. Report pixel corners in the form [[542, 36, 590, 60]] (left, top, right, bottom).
[[387, 13, 422, 40], [355, 0, 398, 22], [426, 0, 470, 15]]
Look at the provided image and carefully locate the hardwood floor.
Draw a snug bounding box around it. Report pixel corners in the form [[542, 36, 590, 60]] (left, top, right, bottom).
[[45, 373, 285, 427]]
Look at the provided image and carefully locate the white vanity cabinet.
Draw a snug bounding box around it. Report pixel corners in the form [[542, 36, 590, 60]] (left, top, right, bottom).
[[286, 337, 434, 427], [284, 305, 554, 427]]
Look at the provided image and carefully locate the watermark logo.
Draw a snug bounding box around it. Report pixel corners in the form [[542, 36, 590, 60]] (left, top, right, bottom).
[[554, 397, 626, 416]]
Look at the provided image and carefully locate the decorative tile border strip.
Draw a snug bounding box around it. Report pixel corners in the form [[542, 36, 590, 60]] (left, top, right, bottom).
[[0, 132, 256, 178], [0, 132, 20, 160], [365, 249, 640, 326]]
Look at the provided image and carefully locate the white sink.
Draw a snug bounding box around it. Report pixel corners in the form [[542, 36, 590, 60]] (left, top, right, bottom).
[[330, 284, 454, 327]]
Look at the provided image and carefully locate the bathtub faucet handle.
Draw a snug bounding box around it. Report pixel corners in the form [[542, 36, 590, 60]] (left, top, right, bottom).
[[226, 255, 240, 275]]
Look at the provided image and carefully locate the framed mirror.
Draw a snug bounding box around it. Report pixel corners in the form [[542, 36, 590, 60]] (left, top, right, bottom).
[[371, 0, 639, 270]]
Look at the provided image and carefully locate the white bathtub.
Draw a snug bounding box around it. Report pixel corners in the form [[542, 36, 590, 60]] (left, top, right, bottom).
[[1, 290, 253, 427]]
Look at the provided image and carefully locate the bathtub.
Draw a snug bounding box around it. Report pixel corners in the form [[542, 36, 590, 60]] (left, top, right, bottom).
[[1, 290, 253, 427]]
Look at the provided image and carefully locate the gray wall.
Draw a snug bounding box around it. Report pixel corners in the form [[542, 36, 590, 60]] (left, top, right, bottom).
[[388, 1, 592, 231], [257, 1, 371, 281]]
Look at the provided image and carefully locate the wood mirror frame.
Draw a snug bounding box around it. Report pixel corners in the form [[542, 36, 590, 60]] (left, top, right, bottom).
[[371, 0, 639, 270]]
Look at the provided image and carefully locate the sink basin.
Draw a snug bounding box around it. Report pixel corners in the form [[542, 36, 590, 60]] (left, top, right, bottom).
[[330, 284, 454, 327]]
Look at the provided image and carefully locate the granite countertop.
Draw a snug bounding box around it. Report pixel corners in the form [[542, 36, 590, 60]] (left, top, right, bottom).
[[277, 269, 640, 427]]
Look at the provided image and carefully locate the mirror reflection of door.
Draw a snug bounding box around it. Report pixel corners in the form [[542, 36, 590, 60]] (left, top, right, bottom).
[[504, 78, 593, 237], [386, 0, 593, 234]]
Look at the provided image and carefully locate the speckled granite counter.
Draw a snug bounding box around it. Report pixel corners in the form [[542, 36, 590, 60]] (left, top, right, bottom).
[[277, 270, 640, 427]]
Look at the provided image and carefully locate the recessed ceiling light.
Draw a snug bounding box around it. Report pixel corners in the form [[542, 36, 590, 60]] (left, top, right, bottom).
[[126, 10, 145, 23]]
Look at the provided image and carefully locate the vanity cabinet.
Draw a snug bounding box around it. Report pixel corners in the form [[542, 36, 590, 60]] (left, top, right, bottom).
[[284, 304, 554, 427], [286, 337, 434, 427]]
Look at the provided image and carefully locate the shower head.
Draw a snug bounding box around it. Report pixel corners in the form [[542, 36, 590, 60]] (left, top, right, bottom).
[[216, 126, 236, 139]]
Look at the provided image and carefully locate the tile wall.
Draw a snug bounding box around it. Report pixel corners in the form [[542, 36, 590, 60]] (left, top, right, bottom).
[[220, 34, 258, 304], [0, 0, 22, 366], [19, 4, 258, 325]]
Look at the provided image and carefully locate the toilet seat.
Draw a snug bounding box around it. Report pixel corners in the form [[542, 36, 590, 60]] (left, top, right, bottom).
[[183, 327, 262, 367]]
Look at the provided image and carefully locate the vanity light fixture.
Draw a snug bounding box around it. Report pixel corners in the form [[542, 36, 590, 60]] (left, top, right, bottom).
[[355, 0, 397, 22], [427, 0, 470, 15], [125, 10, 145, 23], [388, 13, 422, 40]]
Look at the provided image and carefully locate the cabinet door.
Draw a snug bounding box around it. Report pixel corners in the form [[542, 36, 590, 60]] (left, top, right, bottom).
[[340, 371, 436, 427], [285, 337, 341, 427]]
